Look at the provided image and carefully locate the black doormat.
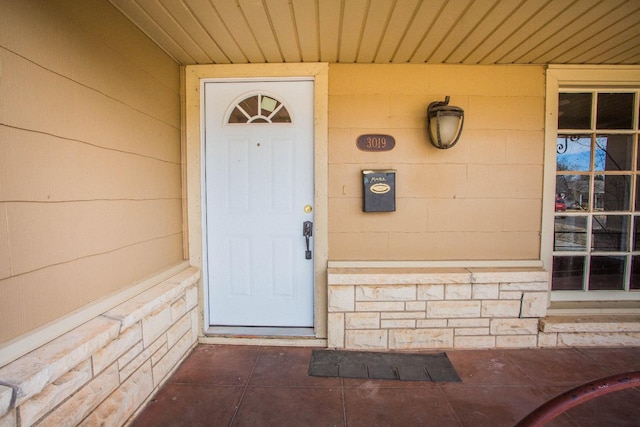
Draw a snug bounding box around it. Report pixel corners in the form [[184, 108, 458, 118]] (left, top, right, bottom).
[[308, 350, 461, 382]]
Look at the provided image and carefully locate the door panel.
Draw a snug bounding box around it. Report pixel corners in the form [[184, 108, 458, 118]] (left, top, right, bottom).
[[204, 80, 314, 327]]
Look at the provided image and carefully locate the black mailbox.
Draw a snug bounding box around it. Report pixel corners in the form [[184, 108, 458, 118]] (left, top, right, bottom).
[[362, 170, 396, 212]]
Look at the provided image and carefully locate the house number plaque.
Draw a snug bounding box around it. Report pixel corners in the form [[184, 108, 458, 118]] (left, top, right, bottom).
[[356, 134, 395, 152]]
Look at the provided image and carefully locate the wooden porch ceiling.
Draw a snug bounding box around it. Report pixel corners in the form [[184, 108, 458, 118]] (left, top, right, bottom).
[[108, 0, 640, 66]]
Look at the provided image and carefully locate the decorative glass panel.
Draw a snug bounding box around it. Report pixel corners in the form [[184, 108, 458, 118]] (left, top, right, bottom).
[[597, 93, 634, 130], [554, 216, 587, 251], [558, 93, 592, 129], [227, 94, 291, 124], [552, 256, 585, 290]]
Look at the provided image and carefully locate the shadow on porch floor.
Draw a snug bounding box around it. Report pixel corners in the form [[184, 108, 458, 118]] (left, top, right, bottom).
[[130, 344, 640, 427]]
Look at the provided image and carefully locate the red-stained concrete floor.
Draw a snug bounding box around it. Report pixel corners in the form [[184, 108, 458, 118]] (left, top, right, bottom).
[[130, 344, 640, 427]]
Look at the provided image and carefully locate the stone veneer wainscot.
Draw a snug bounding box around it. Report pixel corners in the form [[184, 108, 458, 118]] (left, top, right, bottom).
[[0, 267, 200, 427], [328, 267, 550, 350]]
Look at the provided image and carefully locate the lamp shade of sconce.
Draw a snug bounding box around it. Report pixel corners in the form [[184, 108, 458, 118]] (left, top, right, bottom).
[[427, 96, 464, 149]]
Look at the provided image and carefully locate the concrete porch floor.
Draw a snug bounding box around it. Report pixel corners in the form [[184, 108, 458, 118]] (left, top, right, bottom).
[[130, 344, 640, 427]]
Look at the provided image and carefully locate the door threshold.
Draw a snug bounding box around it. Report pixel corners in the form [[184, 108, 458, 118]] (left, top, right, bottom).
[[202, 326, 326, 347]]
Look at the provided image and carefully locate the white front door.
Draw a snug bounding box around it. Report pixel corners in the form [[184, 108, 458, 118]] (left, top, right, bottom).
[[204, 79, 314, 327]]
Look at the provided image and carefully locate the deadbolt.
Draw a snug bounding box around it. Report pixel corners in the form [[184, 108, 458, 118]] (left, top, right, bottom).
[[304, 205, 312, 213]]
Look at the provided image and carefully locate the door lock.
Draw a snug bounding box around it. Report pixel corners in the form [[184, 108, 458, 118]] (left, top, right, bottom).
[[303, 221, 313, 259]]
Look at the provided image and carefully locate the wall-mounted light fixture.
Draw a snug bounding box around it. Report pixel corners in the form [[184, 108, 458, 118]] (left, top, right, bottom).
[[427, 96, 464, 149]]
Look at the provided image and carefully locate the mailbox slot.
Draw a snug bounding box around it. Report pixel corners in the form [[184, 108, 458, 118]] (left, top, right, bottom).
[[362, 170, 396, 212]]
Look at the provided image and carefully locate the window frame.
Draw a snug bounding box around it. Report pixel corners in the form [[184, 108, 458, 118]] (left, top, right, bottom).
[[543, 65, 640, 302]]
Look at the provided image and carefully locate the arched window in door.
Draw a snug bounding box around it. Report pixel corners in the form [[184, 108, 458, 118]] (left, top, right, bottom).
[[227, 94, 292, 124]]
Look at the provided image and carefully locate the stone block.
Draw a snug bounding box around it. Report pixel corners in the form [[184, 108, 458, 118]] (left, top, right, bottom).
[[557, 332, 640, 347], [454, 335, 496, 349], [496, 335, 538, 348], [327, 313, 345, 348], [405, 301, 426, 311], [19, 360, 92, 427], [380, 312, 425, 320], [381, 319, 416, 329], [490, 318, 539, 335], [520, 292, 547, 317], [388, 329, 453, 350], [92, 323, 142, 374], [119, 335, 165, 383], [355, 301, 404, 312], [0, 316, 120, 406], [540, 315, 640, 333], [499, 281, 548, 292], [171, 297, 187, 322], [152, 331, 194, 387], [36, 363, 119, 427], [345, 330, 388, 350], [472, 283, 499, 300], [356, 285, 416, 301], [416, 319, 448, 328], [470, 269, 548, 284], [0, 386, 12, 419], [345, 313, 380, 329], [537, 332, 558, 347], [185, 285, 198, 310], [448, 318, 490, 328], [328, 286, 354, 312], [142, 306, 172, 347], [80, 361, 153, 427], [481, 300, 521, 318], [0, 409, 16, 427], [150, 337, 169, 367], [445, 284, 472, 300], [167, 313, 192, 348], [164, 266, 200, 287], [454, 327, 490, 336], [427, 301, 481, 318], [499, 291, 523, 300], [417, 284, 444, 300], [190, 309, 199, 342]]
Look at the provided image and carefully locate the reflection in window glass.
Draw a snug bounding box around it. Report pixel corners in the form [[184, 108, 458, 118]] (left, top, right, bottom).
[[597, 93, 634, 130], [552, 256, 585, 290], [591, 215, 629, 251], [589, 256, 625, 290], [556, 175, 590, 211], [554, 216, 587, 251], [558, 93, 592, 129], [557, 135, 591, 171], [634, 217, 640, 251], [594, 135, 633, 171], [598, 175, 631, 211]]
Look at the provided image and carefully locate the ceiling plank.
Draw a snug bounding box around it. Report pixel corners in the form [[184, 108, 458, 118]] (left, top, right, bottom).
[[184, 0, 247, 64], [338, 0, 369, 63], [356, 0, 395, 63], [422, 0, 489, 63], [212, 0, 266, 63], [109, 0, 195, 64], [573, 21, 640, 64], [291, 0, 319, 62], [500, 0, 602, 64], [548, 1, 640, 63], [161, 0, 229, 64], [374, 0, 420, 63], [265, 0, 301, 62], [318, 0, 342, 62], [392, 0, 446, 63], [238, 0, 282, 63]]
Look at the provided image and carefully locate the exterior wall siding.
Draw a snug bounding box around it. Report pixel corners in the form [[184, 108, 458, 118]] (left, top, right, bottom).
[[327, 63, 545, 261], [0, 0, 183, 344]]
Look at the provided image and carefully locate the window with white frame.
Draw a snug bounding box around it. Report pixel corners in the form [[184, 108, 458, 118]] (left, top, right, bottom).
[[552, 89, 640, 298]]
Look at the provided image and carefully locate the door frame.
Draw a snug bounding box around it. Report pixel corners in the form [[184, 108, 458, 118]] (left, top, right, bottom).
[[184, 63, 329, 340]]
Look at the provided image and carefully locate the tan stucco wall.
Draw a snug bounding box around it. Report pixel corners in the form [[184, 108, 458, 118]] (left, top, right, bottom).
[[328, 64, 545, 261], [0, 0, 183, 344]]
